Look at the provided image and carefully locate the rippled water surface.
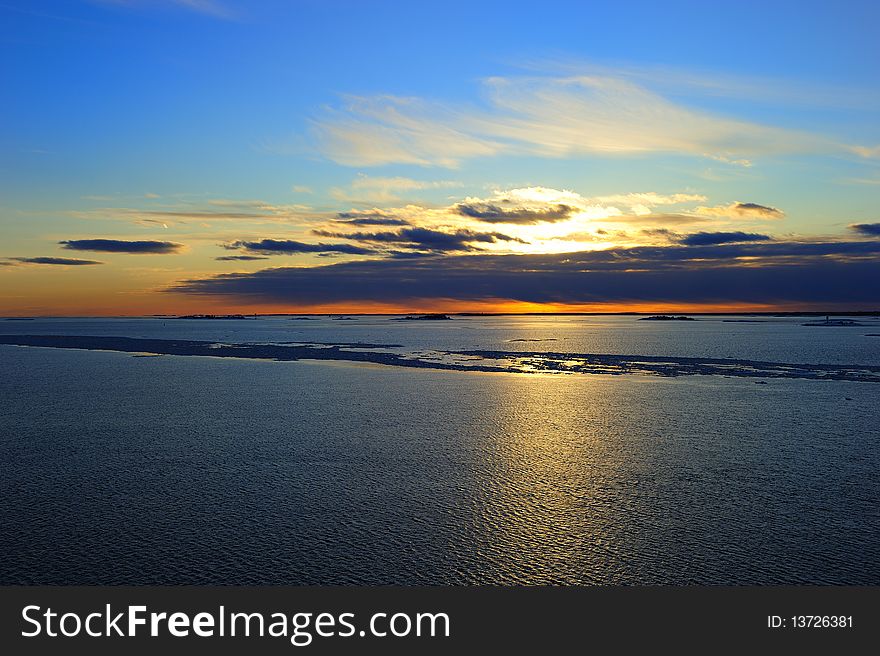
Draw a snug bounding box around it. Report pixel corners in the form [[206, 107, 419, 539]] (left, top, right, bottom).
[[1, 316, 878, 584]]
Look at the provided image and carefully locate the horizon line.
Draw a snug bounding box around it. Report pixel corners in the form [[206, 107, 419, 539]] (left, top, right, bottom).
[[3, 310, 879, 319]]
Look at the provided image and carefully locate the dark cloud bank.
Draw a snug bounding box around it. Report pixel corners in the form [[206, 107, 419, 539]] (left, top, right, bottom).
[[312, 227, 526, 252], [226, 239, 374, 255], [60, 239, 183, 254], [333, 212, 412, 226], [850, 223, 880, 237], [175, 240, 880, 306], [731, 202, 784, 218], [679, 231, 771, 246], [9, 257, 102, 266]]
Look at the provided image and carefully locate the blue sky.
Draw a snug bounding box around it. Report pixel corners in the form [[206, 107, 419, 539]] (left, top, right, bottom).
[[2, 0, 879, 314]]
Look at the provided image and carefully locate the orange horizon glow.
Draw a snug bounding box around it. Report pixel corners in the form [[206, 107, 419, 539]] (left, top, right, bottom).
[[1, 297, 874, 317]]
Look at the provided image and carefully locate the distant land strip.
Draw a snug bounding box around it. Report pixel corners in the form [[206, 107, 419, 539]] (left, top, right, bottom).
[[1, 335, 879, 382]]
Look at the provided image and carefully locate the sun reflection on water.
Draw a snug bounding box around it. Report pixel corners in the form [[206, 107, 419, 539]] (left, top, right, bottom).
[[466, 371, 657, 584]]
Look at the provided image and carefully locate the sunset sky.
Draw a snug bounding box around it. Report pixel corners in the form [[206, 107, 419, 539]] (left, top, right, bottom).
[[2, 0, 879, 315]]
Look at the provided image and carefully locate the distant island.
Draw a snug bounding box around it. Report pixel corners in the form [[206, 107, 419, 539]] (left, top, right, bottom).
[[638, 315, 696, 321], [176, 314, 253, 320], [392, 314, 453, 321], [802, 317, 864, 327]]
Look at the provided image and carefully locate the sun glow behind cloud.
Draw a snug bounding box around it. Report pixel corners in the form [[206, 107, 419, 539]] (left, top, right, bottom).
[[329, 187, 717, 256]]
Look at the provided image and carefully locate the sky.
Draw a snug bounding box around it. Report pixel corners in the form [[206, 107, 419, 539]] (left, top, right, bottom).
[[1, 0, 879, 315]]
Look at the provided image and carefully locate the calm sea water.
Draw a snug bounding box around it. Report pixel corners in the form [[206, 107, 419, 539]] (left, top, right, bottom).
[[0, 316, 878, 584]]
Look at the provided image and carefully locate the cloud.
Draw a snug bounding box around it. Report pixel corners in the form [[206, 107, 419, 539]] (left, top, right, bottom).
[[312, 96, 504, 167], [333, 210, 412, 226], [8, 257, 103, 266], [850, 145, 880, 158], [641, 228, 678, 238], [215, 255, 270, 261], [71, 202, 319, 226], [136, 218, 170, 228], [331, 174, 462, 203], [679, 231, 772, 246], [449, 187, 707, 225], [60, 239, 184, 254], [554, 229, 628, 243], [607, 240, 880, 264], [590, 192, 707, 210], [171, 241, 880, 307], [78, 187, 715, 245], [225, 239, 375, 255], [850, 223, 880, 236], [309, 71, 857, 168], [708, 154, 753, 167], [522, 59, 880, 111], [313, 227, 527, 252], [694, 202, 784, 219], [598, 212, 712, 227], [454, 202, 576, 224], [298, 187, 786, 255], [386, 251, 441, 259], [478, 75, 806, 159], [206, 199, 274, 208]]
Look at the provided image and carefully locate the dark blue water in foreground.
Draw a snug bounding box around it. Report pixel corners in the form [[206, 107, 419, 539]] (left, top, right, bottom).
[[0, 316, 878, 584]]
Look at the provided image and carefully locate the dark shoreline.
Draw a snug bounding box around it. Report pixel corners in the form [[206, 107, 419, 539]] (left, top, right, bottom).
[[2, 334, 879, 383]]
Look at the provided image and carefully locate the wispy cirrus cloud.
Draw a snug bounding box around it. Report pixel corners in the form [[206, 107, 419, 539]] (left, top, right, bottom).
[[330, 174, 462, 203], [313, 96, 504, 167], [601, 213, 713, 227], [475, 75, 818, 160], [309, 69, 878, 168], [520, 59, 880, 111], [69, 201, 320, 227]]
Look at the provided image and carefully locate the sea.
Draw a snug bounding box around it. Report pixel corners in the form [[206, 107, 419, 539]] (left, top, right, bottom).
[[1, 314, 878, 584]]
